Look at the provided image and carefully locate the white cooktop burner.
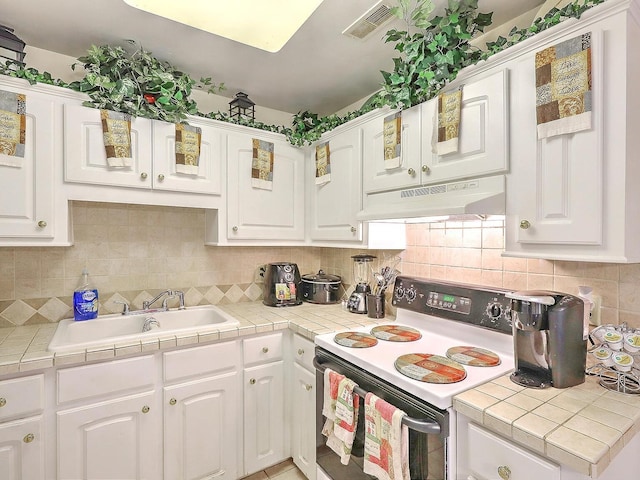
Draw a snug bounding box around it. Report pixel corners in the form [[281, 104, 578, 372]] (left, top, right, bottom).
[[314, 278, 515, 410]]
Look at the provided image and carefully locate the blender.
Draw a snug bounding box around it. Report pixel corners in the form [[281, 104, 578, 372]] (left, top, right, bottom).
[[347, 254, 376, 313]]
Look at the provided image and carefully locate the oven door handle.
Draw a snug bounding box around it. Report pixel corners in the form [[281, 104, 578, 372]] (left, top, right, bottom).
[[313, 356, 441, 435]]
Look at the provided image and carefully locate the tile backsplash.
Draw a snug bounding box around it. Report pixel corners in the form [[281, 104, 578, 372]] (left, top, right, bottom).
[[1, 203, 640, 330]]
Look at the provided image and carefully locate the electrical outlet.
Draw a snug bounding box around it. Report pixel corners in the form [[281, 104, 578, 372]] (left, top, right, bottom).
[[590, 295, 602, 326], [254, 264, 266, 283]]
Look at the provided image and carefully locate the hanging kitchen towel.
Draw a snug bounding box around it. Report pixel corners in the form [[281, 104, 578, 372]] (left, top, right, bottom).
[[175, 123, 202, 175], [536, 32, 592, 139], [0, 89, 26, 167], [252, 138, 274, 190], [434, 88, 462, 155], [383, 111, 402, 169], [321, 368, 360, 465], [100, 109, 133, 167], [315, 141, 331, 185], [363, 392, 409, 480]]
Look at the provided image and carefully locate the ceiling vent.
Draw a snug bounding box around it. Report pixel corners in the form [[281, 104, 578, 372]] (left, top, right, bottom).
[[342, 2, 395, 40]]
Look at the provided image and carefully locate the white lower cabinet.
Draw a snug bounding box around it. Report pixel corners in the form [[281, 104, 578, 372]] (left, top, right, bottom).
[[291, 334, 316, 480], [56, 391, 161, 480], [243, 332, 286, 476]]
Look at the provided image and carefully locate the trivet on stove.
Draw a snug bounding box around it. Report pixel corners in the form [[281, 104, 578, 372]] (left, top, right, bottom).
[[334, 332, 378, 348], [394, 353, 467, 384], [445, 346, 501, 367], [370, 325, 422, 342]]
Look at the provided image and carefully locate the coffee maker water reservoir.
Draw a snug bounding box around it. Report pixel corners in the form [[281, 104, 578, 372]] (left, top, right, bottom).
[[507, 291, 586, 389]]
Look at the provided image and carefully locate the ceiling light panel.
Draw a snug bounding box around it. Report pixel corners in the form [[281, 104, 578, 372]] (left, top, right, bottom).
[[122, 0, 324, 52]]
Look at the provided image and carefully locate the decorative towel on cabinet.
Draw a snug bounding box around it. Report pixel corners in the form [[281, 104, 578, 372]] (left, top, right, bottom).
[[100, 109, 133, 167], [315, 141, 331, 185], [435, 88, 462, 155], [0, 90, 26, 167], [363, 392, 409, 480], [175, 123, 202, 175], [321, 368, 360, 465], [535, 32, 592, 139], [383, 112, 402, 169], [251, 138, 274, 190]]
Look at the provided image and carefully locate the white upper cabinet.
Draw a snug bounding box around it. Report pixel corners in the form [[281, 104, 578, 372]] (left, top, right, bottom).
[[0, 78, 70, 246], [362, 106, 422, 193], [421, 68, 509, 184], [226, 131, 305, 241], [308, 122, 363, 242], [504, 0, 640, 262]]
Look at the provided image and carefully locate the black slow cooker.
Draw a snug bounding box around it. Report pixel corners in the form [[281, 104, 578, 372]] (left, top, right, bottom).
[[301, 270, 342, 304]]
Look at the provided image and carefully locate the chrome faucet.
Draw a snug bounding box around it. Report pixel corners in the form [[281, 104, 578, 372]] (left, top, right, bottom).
[[142, 289, 185, 311]]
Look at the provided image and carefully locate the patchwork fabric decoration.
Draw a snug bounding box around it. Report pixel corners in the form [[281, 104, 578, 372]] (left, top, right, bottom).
[[0, 90, 26, 167], [100, 109, 133, 167], [535, 32, 592, 139], [251, 138, 274, 190], [315, 141, 331, 185], [175, 123, 202, 175], [435, 88, 462, 155], [383, 112, 402, 170]]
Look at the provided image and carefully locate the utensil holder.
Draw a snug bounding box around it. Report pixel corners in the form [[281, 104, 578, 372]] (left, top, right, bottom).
[[366, 294, 385, 319]]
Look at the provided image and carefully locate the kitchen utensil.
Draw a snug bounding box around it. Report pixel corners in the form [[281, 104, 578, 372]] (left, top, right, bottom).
[[301, 270, 342, 304]]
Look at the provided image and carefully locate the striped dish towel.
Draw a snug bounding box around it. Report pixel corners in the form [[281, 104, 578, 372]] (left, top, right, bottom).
[[321, 368, 360, 465], [363, 392, 409, 480]]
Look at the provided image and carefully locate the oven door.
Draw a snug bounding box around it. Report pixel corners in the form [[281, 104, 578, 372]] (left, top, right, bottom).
[[314, 347, 450, 480]]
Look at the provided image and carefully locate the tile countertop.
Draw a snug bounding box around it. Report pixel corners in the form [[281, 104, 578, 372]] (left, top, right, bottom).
[[0, 301, 391, 376], [453, 374, 640, 477]]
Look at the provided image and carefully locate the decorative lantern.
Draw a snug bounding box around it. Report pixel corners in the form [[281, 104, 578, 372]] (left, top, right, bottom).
[[229, 92, 255, 121], [0, 25, 26, 63]]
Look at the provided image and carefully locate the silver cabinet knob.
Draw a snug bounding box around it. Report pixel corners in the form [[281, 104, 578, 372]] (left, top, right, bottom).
[[157, 174, 165, 182], [232, 226, 239, 232], [140, 172, 148, 180], [262, 347, 269, 353], [498, 465, 511, 480], [520, 220, 531, 230], [0, 398, 5, 407], [297, 348, 304, 356], [350, 226, 357, 233], [169, 398, 177, 406], [407, 168, 415, 176], [37, 220, 47, 228], [422, 165, 430, 174], [304, 384, 312, 391], [23, 433, 34, 443], [142, 405, 150, 413], [249, 378, 256, 385]]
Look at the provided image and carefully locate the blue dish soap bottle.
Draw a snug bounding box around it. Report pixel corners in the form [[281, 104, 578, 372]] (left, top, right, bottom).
[[73, 268, 99, 321]]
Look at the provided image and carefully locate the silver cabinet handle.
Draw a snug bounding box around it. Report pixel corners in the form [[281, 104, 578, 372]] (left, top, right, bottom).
[[350, 226, 357, 233], [140, 172, 148, 180], [142, 405, 150, 413], [37, 220, 47, 228], [297, 348, 304, 356], [232, 226, 239, 232], [262, 347, 269, 353], [249, 378, 256, 385], [23, 433, 34, 443], [157, 174, 165, 182], [498, 465, 511, 480], [520, 220, 531, 230], [422, 165, 430, 174], [407, 168, 415, 176], [0, 397, 5, 407], [169, 398, 177, 406], [304, 384, 312, 391]]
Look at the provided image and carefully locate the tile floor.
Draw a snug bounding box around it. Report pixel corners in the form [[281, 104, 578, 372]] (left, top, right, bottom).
[[241, 458, 307, 480]]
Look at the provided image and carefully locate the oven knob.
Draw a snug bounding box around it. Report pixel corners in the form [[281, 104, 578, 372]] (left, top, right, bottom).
[[395, 287, 405, 299], [405, 288, 417, 302], [487, 303, 502, 318]]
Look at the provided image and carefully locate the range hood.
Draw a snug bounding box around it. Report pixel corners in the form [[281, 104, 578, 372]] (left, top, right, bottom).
[[357, 175, 505, 222]]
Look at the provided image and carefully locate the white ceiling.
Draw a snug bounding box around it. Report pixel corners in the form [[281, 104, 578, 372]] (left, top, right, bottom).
[[0, 0, 546, 116]]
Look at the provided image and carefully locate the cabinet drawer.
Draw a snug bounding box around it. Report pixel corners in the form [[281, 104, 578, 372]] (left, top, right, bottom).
[[163, 340, 240, 382], [243, 332, 283, 366], [292, 334, 315, 371], [57, 355, 155, 405], [468, 423, 560, 480], [0, 374, 44, 420]]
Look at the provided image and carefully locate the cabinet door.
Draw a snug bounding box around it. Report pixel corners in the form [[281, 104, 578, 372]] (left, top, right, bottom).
[[227, 133, 305, 240], [292, 363, 316, 480], [0, 88, 57, 238], [164, 372, 239, 480], [362, 106, 422, 194], [421, 69, 509, 184], [57, 391, 161, 480], [0, 416, 43, 480], [64, 104, 153, 188], [151, 117, 223, 195], [308, 126, 363, 241], [243, 361, 285, 475], [507, 45, 602, 247]]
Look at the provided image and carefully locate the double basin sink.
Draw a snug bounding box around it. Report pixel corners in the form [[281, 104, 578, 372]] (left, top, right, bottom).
[[47, 305, 240, 353]]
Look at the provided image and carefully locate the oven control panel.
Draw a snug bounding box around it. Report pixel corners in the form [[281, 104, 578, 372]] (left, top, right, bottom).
[[392, 276, 512, 334]]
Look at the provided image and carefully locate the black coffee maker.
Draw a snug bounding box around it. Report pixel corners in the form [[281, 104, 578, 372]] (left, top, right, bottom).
[[506, 290, 586, 389], [262, 262, 302, 307]]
